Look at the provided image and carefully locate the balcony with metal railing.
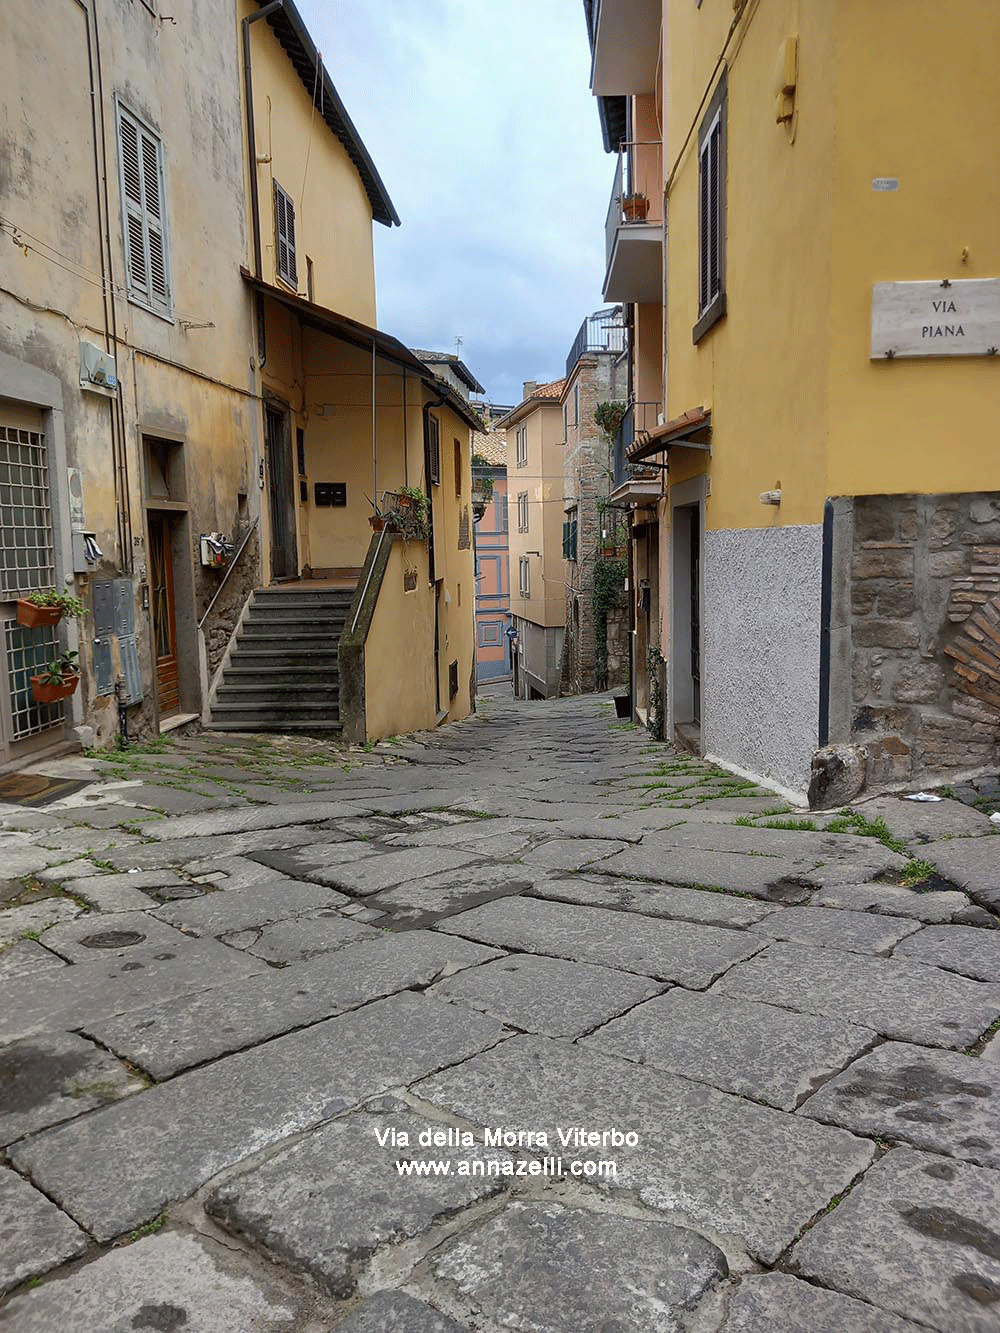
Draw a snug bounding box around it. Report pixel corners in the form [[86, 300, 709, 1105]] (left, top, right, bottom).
[[565, 308, 627, 378], [603, 142, 663, 305], [610, 399, 663, 502]]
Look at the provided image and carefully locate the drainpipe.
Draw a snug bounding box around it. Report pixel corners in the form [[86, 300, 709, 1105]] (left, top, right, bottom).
[[242, 1, 284, 366], [818, 498, 834, 747]]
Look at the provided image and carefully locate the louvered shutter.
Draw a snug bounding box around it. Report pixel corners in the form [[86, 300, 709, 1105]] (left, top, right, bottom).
[[274, 181, 297, 286], [117, 103, 171, 314], [707, 120, 721, 304], [119, 113, 149, 301]]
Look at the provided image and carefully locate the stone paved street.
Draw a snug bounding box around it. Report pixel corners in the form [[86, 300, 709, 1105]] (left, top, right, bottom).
[[1, 693, 999, 1330]]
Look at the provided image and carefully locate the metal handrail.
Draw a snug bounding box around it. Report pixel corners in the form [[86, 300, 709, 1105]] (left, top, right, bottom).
[[197, 515, 259, 630], [350, 525, 388, 636]]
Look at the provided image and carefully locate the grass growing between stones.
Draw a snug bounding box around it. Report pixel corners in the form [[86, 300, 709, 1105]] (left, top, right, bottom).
[[900, 859, 937, 886], [128, 1214, 166, 1242], [825, 811, 908, 856]]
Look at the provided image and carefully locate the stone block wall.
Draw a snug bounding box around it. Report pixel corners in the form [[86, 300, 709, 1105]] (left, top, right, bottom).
[[848, 493, 1000, 788]]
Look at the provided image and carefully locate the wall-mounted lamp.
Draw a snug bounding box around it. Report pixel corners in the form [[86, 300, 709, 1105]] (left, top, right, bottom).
[[759, 489, 782, 506]]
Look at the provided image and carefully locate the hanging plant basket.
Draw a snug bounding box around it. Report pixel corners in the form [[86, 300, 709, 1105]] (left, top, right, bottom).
[[17, 600, 63, 628], [31, 673, 80, 704]]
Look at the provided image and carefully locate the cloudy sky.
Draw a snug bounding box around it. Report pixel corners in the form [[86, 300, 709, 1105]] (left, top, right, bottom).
[[296, 0, 613, 406]]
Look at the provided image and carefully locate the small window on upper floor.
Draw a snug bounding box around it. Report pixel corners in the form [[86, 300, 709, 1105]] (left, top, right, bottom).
[[517, 492, 529, 532], [515, 425, 528, 466], [519, 557, 530, 598], [116, 100, 172, 320], [500, 493, 509, 533], [562, 403, 569, 442], [573, 383, 580, 426], [426, 413, 441, 485], [454, 439, 463, 497], [274, 180, 297, 288], [694, 70, 727, 343]]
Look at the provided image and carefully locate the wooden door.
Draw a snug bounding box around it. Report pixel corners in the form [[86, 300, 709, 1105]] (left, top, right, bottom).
[[147, 513, 179, 715]]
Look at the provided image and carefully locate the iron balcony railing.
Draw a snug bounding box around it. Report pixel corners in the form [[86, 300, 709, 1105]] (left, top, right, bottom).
[[565, 308, 626, 378], [612, 400, 662, 490]]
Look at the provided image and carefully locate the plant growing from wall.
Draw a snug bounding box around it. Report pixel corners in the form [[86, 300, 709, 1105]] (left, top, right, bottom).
[[593, 557, 626, 690], [385, 487, 429, 540], [594, 401, 627, 439], [646, 644, 666, 741]]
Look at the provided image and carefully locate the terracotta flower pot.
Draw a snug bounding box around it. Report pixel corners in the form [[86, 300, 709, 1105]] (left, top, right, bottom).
[[369, 514, 387, 532], [622, 195, 649, 222], [17, 600, 63, 628], [31, 673, 80, 704]]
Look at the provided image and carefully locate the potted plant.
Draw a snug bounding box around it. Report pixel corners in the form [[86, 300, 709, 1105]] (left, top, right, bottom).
[[31, 650, 80, 704], [16, 589, 87, 628], [622, 192, 649, 222], [386, 488, 430, 540], [594, 401, 627, 438], [369, 512, 388, 533]]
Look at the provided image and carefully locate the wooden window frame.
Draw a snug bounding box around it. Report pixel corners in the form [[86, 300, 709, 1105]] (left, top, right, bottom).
[[693, 69, 727, 344]]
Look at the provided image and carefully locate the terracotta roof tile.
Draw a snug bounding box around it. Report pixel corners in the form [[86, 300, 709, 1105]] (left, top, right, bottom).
[[472, 432, 508, 466], [531, 379, 566, 400]]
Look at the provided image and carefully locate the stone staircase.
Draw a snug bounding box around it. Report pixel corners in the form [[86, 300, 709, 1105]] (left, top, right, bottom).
[[209, 585, 355, 733]]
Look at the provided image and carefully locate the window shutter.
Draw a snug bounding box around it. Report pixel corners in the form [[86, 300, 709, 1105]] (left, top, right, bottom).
[[274, 182, 297, 286], [708, 120, 721, 304], [140, 128, 169, 305], [119, 114, 149, 301]]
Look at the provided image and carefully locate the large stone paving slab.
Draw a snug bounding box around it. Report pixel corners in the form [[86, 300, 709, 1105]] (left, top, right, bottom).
[[519, 837, 629, 870], [325, 1290, 469, 1332], [368, 863, 544, 926], [855, 795, 997, 844], [103, 825, 341, 872], [0, 938, 66, 981], [0, 1228, 314, 1330], [154, 879, 347, 935], [532, 875, 773, 927], [230, 910, 383, 964], [718, 1273, 924, 1332], [713, 942, 1000, 1048], [415, 1035, 875, 1263], [591, 844, 818, 900], [921, 835, 1000, 912], [894, 924, 1000, 982], [430, 953, 661, 1037], [798, 1041, 1000, 1168], [789, 1148, 1000, 1331], [36, 909, 191, 962], [208, 1098, 509, 1298], [246, 840, 378, 880], [583, 989, 874, 1110], [436, 895, 764, 986], [750, 906, 921, 955], [430, 1202, 727, 1332], [813, 880, 976, 923], [85, 930, 501, 1078], [64, 869, 186, 912], [136, 800, 364, 839], [310, 846, 486, 897], [0, 1031, 145, 1145], [0, 1166, 86, 1294], [10, 993, 507, 1241]]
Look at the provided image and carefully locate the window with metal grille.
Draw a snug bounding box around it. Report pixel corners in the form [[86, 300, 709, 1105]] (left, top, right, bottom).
[[517, 492, 529, 532], [426, 413, 441, 485], [695, 72, 727, 342], [519, 557, 530, 597], [5, 621, 62, 740], [0, 426, 55, 598], [274, 180, 297, 288], [116, 100, 172, 318]]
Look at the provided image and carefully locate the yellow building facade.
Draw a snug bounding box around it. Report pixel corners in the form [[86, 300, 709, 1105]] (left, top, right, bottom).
[[589, 0, 1000, 799], [504, 381, 567, 699]]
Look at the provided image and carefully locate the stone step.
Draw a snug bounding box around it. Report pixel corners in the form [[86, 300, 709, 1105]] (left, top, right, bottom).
[[209, 702, 341, 726], [234, 632, 343, 650], [247, 603, 351, 620], [223, 662, 336, 680], [207, 716, 344, 734], [214, 686, 340, 706], [252, 590, 355, 608]]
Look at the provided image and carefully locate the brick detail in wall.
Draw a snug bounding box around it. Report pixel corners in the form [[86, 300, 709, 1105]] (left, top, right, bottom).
[[849, 492, 1000, 790]]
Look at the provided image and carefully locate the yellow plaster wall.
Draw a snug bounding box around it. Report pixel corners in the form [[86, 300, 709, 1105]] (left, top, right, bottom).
[[363, 537, 436, 739], [664, 0, 838, 532], [506, 401, 566, 630], [429, 401, 477, 722], [241, 0, 377, 325], [826, 0, 1000, 497]]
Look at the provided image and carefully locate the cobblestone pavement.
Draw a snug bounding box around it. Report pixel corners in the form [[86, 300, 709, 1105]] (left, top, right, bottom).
[[1, 692, 999, 1331]]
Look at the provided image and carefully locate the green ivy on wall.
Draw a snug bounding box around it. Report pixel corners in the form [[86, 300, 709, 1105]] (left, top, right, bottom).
[[593, 557, 626, 690]]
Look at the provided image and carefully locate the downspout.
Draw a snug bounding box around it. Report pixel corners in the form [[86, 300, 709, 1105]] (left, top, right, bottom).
[[242, 1, 284, 366]]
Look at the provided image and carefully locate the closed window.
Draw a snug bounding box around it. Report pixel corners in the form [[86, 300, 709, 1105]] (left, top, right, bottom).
[[517, 492, 529, 532], [274, 180, 297, 288], [515, 425, 527, 466], [116, 101, 171, 318], [519, 557, 530, 597], [454, 439, 462, 497], [500, 493, 509, 532], [573, 383, 580, 426], [695, 71, 727, 342]]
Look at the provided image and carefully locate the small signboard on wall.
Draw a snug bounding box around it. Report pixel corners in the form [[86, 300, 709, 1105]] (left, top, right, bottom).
[[871, 278, 1000, 359]]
